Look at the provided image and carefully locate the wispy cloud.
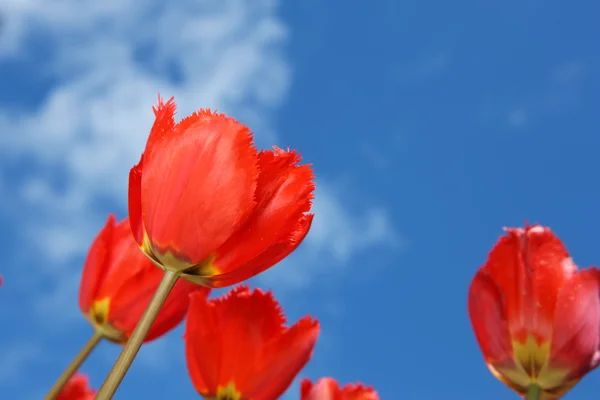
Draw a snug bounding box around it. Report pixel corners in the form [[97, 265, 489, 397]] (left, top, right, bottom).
[[550, 60, 585, 87], [0, 0, 293, 274], [545, 60, 586, 109], [259, 183, 402, 289], [504, 60, 587, 127]]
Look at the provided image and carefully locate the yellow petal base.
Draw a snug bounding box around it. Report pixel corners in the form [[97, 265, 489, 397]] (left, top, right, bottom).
[[87, 298, 127, 344], [490, 335, 578, 399]]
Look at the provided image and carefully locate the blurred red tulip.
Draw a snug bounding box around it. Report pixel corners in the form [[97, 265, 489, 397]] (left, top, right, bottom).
[[184, 285, 319, 399], [468, 224, 600, 399], [79, 214, 209, 343], [129, 96, 314, 288], [301, 378, 379, 400], [56, 372, 95, 400]]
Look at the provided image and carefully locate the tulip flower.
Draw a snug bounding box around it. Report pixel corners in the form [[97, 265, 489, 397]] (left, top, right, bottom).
[[79, 214, 208, 344], [128, 96, 315, 288], [468, 224, 600, 400], [97, 96, 315, 399], [56, 372, 96, 400], [185, 285, 320, 400], [45, 214, 208, 400], [301, 378, 379, 400]]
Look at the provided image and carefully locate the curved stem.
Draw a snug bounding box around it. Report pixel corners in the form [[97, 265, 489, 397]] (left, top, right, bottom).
[[526, 384, 541, 400], [95, 269, 180, 400], [44, 330, 103, 400]]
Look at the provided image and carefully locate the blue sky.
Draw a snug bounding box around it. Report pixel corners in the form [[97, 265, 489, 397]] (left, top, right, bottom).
[[0, 0, 599, 399]]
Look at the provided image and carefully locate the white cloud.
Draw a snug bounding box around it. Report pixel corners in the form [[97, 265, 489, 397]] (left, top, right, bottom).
[[0, 0, 291, 264], [1, 0, 399, 293], [307, 185, 401, 262], [501, 60, 587, 126], [259, 183, 402, 289]]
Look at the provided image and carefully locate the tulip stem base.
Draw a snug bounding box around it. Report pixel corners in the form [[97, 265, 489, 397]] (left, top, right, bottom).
[[526, 384, 541, 400], [44, 330, 103, 400], [95, 269, 180, 400]]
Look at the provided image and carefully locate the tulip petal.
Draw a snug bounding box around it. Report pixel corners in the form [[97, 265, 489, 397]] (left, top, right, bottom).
[[206, 214, 313, 288], [216, 287, 287, 393], [56, 372, 96, 400], [141, 102, 259, 265], [184, 285, 318, 399], [301, 378, 379, 400], [301, 379, 335, 399], [212, 148, 314, 275], [481, 225, 576, 340], [247, 316, 320, 400], [93, 218, 154, 307], [79, 215, 117, 313], [468, 267, 513, 365], [128, 158, 144, 247], [146, 95, 176, 154], [551, 267, 600, 376], [107, 266, 207, 342], [185, 291, 221, 397], [342, 384, 380, 400]]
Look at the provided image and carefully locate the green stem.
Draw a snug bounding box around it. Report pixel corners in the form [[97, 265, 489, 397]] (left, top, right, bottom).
[[526, 384, 541, 400], [44, 330, 103, 400], [95, 269, 180, 400]]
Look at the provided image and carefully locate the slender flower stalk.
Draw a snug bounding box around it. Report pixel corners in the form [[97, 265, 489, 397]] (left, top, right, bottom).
[[95, 269, 180, 399], [526, 384, 542, 400], [44, 331, 102, 400]]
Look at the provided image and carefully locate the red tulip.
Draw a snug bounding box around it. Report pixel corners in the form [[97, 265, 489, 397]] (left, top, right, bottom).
[[129, 96, 314, 288], [184, 285, 320, 399], [468, 224, 600, 399], [301, 378, 379, 400], [56, 372, 95, 400], [79, 214, 209, 343]]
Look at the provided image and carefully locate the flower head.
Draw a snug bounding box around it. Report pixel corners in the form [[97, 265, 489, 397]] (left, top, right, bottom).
[[56, 372, 96, 400], [301, 378, 379, 400], [79, 214, 209, 343], [184, 285, 320, 399], [129, 96, 314, 288], [468, 224, 600, 399]]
